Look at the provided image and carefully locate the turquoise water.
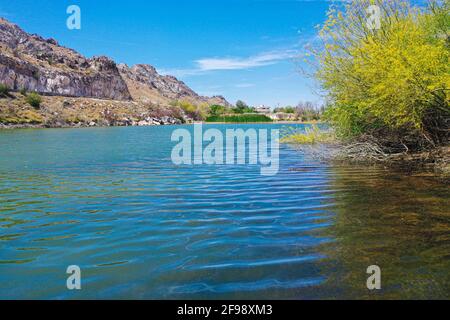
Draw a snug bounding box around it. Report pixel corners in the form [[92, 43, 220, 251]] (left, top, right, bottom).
[[0, 124, 449, 299]]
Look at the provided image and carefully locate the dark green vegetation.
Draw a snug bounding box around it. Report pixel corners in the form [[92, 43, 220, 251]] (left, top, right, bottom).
[[25, 92, 42, 109], [0, 83, 10, 97], [173, 99, 272, 122], [209, 104, 227, 117], [206, 114, 273, 123], [206, 100, 324, 122], [233, 100, 256, 114]]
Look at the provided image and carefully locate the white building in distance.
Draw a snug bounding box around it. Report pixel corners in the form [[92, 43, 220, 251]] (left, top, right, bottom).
[[255, 105, 271, 114]]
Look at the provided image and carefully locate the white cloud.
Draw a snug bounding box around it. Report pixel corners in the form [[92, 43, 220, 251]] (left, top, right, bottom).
[[158, 50, 297, 78], [158, 49, 302, 79], [195, 50, 297, 71]]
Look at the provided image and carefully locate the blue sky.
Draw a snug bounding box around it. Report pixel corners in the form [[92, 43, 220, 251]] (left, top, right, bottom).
[[0, 0, 336, 106]]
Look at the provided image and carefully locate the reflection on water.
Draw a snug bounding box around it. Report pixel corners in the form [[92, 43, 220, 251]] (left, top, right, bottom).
[[0, 125, 448, 299], [318, 167, 450, 299]]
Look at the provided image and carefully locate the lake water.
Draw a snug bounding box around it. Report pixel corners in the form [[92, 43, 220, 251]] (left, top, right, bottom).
[[0, 124, 448, 299]]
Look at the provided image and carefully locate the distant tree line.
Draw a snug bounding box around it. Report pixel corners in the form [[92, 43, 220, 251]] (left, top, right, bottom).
[[274, 101, 325, 121], [171, 98, 325, 122]]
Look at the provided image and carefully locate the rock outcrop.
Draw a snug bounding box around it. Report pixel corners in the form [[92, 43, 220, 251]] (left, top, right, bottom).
[[0, 17, 230, 106], [118, 64, 199, 102], [0, 18, 132, 100], [118, 63, 230, 106]]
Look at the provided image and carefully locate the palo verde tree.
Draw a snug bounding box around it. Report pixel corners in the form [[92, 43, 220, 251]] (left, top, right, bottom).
[[311, 0, 449, 149]]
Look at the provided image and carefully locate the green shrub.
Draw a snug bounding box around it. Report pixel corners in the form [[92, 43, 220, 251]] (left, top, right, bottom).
[[232, 100, 255, 114], [0, 83, 10, 97], [26, 92, 43, 109], [19, 88, 27, 96], [208, 104, 227, 117], [172, 100, 210, 120]]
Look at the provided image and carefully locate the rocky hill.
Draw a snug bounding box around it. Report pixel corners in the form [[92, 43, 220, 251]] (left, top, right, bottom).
[[118, 63, 228, 106], [0, 17, 229, 107]]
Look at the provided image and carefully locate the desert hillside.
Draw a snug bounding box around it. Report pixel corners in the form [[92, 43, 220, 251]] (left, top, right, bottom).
[[0, 17, 229, 127]]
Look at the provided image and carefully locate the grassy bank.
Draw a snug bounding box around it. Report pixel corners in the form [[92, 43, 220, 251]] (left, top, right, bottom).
[[281, 125, 335, 144]]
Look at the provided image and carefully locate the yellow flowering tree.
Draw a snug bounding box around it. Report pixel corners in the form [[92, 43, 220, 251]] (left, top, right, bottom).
[[314, 0, 449, 148]]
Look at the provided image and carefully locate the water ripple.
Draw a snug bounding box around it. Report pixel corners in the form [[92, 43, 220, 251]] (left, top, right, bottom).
[[0, 125, 449, 299], [186, 254, 326, 270]]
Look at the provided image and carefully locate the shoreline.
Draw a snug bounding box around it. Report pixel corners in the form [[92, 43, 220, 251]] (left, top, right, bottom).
[[0, 121, 321, 130], [288, 141, 449, 180], [0, 122, 184, 130]]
